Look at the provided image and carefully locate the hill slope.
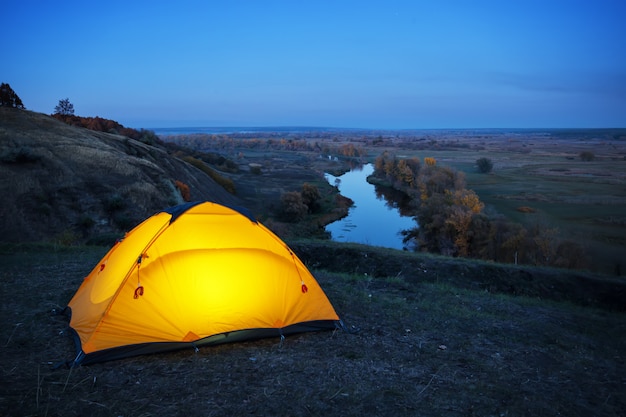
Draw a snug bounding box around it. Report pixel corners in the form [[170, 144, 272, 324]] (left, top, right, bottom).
[[1, 245, 624, 417], [0, 108, 241, 243]]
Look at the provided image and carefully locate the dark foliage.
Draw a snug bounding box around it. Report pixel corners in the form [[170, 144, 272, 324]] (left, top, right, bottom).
[[54, 98, 74, 115], [301, 183, 322, 213], [476, 157, 494, 173], [0, 83, 24, 108], [579, 151, 595, 161], [280, 191, 308, 222]]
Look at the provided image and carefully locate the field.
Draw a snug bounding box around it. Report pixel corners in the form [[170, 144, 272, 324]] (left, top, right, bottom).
[[179, 128, 626, 276], [1, 244, 625, 417], [404, 131, 626, 276]]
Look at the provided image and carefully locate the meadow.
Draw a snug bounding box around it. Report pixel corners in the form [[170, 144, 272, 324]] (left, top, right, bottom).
[[400, 131, 626, 276]]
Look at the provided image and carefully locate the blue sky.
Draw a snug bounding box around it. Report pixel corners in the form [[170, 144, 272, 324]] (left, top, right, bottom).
[[5, 0, 626, 129]]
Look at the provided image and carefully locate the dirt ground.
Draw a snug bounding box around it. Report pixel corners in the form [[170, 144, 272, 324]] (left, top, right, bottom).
[[1, 245, 625, 417]]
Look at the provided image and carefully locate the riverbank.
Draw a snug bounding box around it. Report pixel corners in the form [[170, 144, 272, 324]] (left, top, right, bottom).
[[323, 164, 416, 249]]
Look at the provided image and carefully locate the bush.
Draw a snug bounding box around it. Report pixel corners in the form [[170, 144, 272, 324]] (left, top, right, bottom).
[[476, 157, 493, 173], [77, 215, 96, 230], [249, 163, 262, 175], [113, 214, 135, 231], [55, 229, 80, 246], [104, 194, 126, 213], [579, 151, 595, 161], [175, 180, 191, 202], [424, 157, 437, 167], [280, 191, 308, 222]]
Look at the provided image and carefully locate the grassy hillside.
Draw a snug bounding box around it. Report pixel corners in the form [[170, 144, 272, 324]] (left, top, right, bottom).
[[0, 244, 624, 417], [0, 108, 241, 244], [289, 240, 625, 311]]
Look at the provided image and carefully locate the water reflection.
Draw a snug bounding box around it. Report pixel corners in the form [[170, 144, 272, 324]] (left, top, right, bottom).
[[324, 164, 416, 249]]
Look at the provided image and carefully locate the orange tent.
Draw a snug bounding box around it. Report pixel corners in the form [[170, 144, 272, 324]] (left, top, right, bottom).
[[67, 201, 341, 365]]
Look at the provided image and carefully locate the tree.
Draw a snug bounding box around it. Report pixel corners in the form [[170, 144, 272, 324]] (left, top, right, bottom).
[[424, 157, 437, 167], [445, 205, 474, 257], [54, 98, 74, 115], [0, 83, 25, 108], [501, 225, 527, 265], [301, 183, 322, 213], [416, 165, 459, 200], [476, 157, 493, 173], [395, 159, 415, 187]]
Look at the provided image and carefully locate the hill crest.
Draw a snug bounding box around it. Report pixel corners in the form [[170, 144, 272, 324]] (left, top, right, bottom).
[[0, 108, 241, 243]]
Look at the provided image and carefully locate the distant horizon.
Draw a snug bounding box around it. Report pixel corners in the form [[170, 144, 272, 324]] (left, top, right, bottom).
[[20, 108, 626, 133], [6, 2, 625, 132], [148, 125, 626, 136]]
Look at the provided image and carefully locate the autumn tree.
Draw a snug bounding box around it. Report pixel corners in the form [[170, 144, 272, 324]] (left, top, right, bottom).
[[174, 180, 191, 202], [339, 143, 358, 157], [374, 150, 398, 180], [395, 159, 415, 187], [445, 206, 474, 256], [416, 165, 461, 200], [405, 157, 421, 177], [443, 189, 485, 256], [0, 83, 25, 108]]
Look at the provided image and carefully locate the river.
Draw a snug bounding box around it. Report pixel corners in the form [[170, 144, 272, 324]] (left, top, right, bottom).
[[324, 164, 416, 250]]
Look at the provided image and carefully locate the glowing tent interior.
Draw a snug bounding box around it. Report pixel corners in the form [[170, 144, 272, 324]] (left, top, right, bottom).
[[66, 201, 341, 365]]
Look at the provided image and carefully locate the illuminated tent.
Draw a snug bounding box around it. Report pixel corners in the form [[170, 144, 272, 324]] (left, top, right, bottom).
[[67, 201, 341, 365]]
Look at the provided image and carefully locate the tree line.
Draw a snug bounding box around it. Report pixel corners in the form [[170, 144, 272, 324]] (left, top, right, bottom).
[[166, 134, 366, 159], [372, 151, 588, 269]]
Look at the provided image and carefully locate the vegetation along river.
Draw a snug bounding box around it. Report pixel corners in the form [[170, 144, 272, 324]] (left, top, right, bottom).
[[324, 163, 416, 250]]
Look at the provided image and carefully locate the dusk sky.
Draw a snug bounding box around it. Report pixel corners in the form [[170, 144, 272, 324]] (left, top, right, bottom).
[[6, 0, 626, 129]]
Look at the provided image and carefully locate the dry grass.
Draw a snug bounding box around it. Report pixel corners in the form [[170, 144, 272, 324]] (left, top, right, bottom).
[[0, 108, 242, 244], [1, 244, 625, 417]]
